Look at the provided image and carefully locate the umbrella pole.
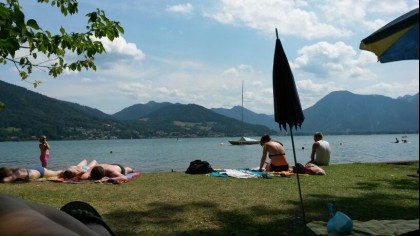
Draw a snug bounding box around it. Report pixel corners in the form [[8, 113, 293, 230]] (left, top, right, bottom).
[[289, 127, 307, 235]]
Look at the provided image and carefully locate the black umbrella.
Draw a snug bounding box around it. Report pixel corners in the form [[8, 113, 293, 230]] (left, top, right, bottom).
[[272, 28, 306, 234]]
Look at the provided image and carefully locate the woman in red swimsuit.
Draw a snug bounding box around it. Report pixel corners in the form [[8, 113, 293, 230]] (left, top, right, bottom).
[[38, 135, 50, 167]]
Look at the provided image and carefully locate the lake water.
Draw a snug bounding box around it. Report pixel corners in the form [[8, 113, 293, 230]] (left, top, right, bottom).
[[0, 134, 418, 173]]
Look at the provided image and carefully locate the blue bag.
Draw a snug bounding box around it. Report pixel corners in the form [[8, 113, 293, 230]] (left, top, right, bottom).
[[327, 203, 353, 235]]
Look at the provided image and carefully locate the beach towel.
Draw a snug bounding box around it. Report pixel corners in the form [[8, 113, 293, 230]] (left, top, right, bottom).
[[44, 172, 142, 184], [307, 219, 419, 235], [210, 172, 228, 177], [224, 169, 259, 178], [210, 168, 309, 178], [267, 170, 297, 177]]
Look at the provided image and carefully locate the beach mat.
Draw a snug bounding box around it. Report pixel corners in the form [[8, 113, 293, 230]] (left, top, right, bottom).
[[210, 168, 309, 178], [307, 219, 419, 235], [44, 172, 142, 184]]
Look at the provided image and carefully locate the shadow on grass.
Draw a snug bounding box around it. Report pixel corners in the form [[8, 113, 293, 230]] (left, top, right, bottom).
[[302, 177, 419, 223], [106, 200, 308, 235], [104, 176, 418, 235]]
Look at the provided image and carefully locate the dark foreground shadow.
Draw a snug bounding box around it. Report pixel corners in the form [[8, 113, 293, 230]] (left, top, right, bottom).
[[105, 177, 418, 236], [107, 200, 308, 236]]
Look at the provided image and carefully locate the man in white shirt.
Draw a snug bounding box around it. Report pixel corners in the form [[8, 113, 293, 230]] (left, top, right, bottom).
[[308, 132, 331, 166]]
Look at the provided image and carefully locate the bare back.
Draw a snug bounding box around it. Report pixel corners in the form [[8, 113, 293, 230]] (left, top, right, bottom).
[[264, 141, 288, 166], [39, 143, 49, 155], [100, 164, 125, 178]]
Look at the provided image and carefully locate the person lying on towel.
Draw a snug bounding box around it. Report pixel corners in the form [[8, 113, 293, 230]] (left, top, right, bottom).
[[80, 164, 134, 183], [0, 166, 63, 183], [63, 159, 98, 179]]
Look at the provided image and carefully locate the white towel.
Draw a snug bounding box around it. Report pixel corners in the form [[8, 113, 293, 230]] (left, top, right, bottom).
[[224, 169, 259, 178]]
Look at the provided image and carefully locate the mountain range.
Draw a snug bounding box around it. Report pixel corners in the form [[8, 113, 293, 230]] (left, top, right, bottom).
[[0, 80, 271, 141], [213, 91, 419, 134], [0, 80, 418, 141]]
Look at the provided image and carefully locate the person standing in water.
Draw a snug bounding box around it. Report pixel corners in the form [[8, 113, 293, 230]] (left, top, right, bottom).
[[39, 135, 50, 168]]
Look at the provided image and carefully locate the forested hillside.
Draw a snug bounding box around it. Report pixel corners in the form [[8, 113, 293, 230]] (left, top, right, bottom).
[[0, 81, 271, 141]]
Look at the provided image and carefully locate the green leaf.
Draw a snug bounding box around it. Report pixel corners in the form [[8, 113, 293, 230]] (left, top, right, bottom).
[[1, 0, 124, 82], [13, 5, 25, 27], [20, 71, 28, 80], [116, 24, 124, 34], [27, 19, 40, 30]]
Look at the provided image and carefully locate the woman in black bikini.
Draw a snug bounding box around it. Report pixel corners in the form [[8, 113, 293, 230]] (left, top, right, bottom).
[[259, 134, 289, 172]]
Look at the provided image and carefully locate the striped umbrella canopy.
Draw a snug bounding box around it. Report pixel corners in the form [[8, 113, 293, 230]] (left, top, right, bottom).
[[360, 7, 419, 63]]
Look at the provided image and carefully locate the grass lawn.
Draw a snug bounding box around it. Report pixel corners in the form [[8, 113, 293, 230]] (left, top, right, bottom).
[[0, 162, 418, 235]]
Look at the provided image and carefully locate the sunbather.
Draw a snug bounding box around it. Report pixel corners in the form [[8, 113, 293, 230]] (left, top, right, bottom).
[[80, 164, 134, 183], [63, 159, 98, 179], [259, 134, 289, 172], [0, 166, 63, 183]]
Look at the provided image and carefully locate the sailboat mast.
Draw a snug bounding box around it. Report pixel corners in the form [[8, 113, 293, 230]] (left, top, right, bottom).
[[241, 80, 244, 123]]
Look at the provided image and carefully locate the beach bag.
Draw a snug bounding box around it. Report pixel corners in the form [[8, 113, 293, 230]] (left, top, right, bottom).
[[305, 163, 326, 175], [293, 163, 307, 174], [327, 203, 353, 235], [185, 160, 213, 174]]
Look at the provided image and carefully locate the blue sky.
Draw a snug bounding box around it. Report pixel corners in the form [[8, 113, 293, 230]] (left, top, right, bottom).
[[1, 0, 419, 115]]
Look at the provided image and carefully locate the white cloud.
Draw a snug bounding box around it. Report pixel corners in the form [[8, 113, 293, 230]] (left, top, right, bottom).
[[356, 80, 420, 97], [3, 0, 418, 115], [221, 64, 254, 77], [166, 3, 193, 14], [292, 41, 377, 82], [205, 0, 350, 39], [97, 37, 145, 61]]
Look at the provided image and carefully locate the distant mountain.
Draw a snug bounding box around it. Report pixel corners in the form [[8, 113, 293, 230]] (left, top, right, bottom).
[[212, 91, 419, 134], [211, 106, 278, 130], [129, 103, 272, 137], [112, 101, 172, 120], [113, 102, 273, 136], [300, 91, 419, 134], [0, 80, 133, 141], [1, 80, 418, 141], [0, 80, 271, 141]]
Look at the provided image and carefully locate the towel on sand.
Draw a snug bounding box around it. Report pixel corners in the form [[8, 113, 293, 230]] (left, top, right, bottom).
[[307, 219, 419, 235]]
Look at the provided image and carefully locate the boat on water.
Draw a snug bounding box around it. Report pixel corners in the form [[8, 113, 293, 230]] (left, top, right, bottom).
[[229, 136, 260, 145], [228, 81, 260, 146]]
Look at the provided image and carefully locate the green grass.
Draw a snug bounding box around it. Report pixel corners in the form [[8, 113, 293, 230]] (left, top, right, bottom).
[[1, 163, 418, 235]]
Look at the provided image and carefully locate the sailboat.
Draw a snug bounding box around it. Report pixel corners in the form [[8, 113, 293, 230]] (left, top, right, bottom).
[[228, 81, 260, 145]]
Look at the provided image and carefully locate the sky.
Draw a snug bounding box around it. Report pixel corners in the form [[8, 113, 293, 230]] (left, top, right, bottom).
[[1, 0, 419, 115]]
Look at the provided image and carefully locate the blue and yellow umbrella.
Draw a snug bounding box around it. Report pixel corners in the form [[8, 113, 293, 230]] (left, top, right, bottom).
[[360, 7, 418, 63]]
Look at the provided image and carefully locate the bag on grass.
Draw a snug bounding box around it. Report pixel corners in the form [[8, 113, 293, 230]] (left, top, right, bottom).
[[185, 160, 213, 174], [292, 163, 307, 174], [327, 203, 353, 235], [305, 163, 326, 175]]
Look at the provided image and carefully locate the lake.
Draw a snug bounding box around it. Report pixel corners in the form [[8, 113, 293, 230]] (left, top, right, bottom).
[[0, 134, 418, 173]]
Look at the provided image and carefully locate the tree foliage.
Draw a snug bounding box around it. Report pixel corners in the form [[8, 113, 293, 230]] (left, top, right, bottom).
[[0, 0, 124, 84]]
